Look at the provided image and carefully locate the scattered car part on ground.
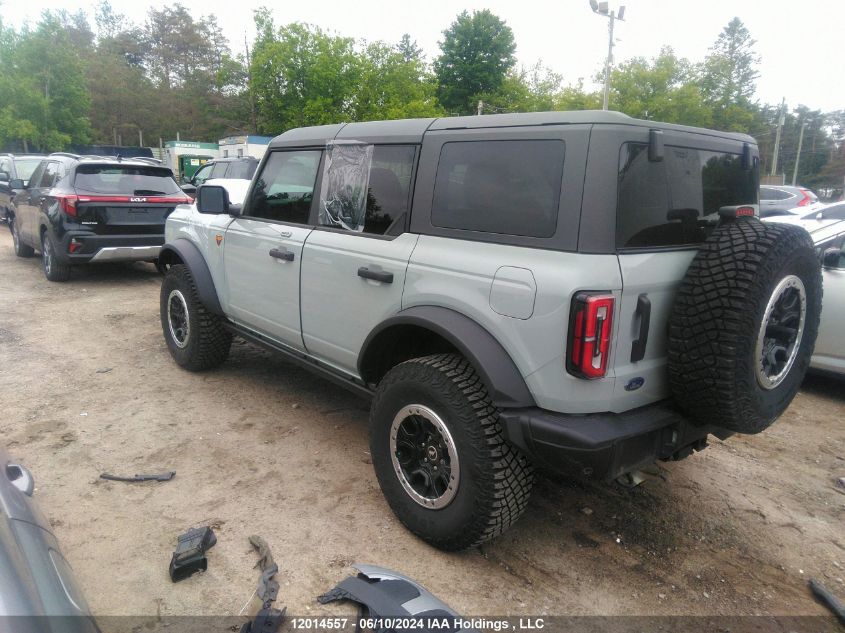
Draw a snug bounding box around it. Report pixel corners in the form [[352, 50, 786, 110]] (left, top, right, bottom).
[[809, 578, 845, 624], [159, 111, 821, 549], [168, 526, 217, 582], [8, 152, 191, 281], [318, 564, 477, 632], [0, 446, 100, 632], [99, 471, 175, 483], [239, 535, 286, 633]]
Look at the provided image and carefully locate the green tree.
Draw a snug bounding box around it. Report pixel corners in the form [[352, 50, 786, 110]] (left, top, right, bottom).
[[434, 10, 516, 115], [355, 41, 442, 121], [608, 47, 713, 127], [250, 21, 361, 132], [701, 18, 761, 130]]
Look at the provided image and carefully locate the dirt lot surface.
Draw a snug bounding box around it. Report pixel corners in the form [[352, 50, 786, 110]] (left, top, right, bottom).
[[1, 228, 843, 622]]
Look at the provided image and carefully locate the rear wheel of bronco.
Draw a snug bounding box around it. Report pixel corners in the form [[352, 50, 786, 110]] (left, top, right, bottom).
[[11, 218, 34, 258], [668, 219, 822, 434], [369, 353, 534, 550], [160, 264, 232, 370]]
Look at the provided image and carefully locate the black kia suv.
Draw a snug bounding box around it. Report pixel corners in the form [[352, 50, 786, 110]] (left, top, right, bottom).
[[9, 153, 191, 281]]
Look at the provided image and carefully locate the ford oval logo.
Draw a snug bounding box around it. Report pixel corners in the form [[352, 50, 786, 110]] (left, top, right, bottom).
[[625, 377, 645, 391]]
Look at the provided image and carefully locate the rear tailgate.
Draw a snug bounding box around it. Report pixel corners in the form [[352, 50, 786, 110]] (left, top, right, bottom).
[[74, 196, 186, 235], [73, 163, 189, 234]]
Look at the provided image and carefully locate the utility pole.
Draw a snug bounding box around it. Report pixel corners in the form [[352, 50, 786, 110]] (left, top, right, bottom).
[[477, 100, 484, 116], [590, 1, 625, 111], [771, 98, 786, 179], [138, 129, 144, 148], [791, 120, 806, 187]]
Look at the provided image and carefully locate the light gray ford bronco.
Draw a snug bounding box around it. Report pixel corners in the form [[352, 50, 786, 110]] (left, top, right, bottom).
[[158, 111, 822, 550]]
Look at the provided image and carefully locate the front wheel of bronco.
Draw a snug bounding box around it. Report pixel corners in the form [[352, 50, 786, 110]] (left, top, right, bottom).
[[160, 264, 232, 370], [369, 353, 534, 550]]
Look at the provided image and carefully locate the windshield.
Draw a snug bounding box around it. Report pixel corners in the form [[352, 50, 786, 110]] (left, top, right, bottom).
[[14, 158, 42, 182], [74, 164, 181, 195]]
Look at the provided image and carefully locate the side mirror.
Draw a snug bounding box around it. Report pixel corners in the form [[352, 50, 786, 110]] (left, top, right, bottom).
[[195, 184, 230, 214], [181, 184, 197, 196], [0, 171, 9, 181], [9, 178, 24, 190], [822, 247, 843, 269]]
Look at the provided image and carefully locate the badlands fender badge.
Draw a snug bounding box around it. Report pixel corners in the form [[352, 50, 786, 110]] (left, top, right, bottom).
[[625, 377, 645, 391], [215, 234, 223, 246]]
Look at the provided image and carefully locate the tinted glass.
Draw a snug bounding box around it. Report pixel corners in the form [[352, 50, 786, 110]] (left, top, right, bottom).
[[193, 164, 213, 185], [14, 158, 42, 182], [364, 145, 415, 235], [210, 162, 228, 178], [247, 150, 320, 224], [74, 165, 181, 195], [38, 162, 59, 188], [761, 187, 792, 201], [0, 159, 11, 176], [431, 140, 563, 238], [617, 143, 758, 248], [228, 160, 257, 180]]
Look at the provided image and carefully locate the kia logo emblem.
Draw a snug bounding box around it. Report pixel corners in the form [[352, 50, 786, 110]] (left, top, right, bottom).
[[130, 197, 147, 202]]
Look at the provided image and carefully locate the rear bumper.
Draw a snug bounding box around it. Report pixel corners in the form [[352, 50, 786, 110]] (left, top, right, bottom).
[[55, 231, 164, 264], [499, 401, 731, 481]]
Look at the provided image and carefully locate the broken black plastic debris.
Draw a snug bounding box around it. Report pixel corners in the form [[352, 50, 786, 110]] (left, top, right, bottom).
[[169, 526, 217, 582], [240, 535, 286, 633], [100, 471, 175, 483]]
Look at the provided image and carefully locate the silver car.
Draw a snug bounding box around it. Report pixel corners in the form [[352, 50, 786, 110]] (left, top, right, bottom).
[[767, 203, 845, 374], [759, 184, 819, 217], [0, 446, 99, 632]]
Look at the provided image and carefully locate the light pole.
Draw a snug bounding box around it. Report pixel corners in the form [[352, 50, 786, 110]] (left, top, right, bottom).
[[590, 1, 625, 111]]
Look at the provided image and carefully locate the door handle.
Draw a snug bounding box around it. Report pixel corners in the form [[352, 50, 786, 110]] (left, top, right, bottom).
[[630, 293, 651, 363], [269, 247, 294, 262], [358, 267, 393, 284]]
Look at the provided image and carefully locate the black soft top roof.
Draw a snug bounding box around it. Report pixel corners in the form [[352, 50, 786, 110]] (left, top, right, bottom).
[[268, 110, 756, 149]]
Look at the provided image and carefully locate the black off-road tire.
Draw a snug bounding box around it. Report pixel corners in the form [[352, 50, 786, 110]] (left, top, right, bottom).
[[369, 353, 534, 550], [160, 264, 232, 370], [41, 232, 70, 282], [11, 217, 34, 257], [668, 218, 822, 434]]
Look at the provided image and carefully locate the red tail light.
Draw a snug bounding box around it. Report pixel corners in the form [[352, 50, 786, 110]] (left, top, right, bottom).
[[567, 292, 615, 379], [56, 194, 78, 217], [797, 189, 813, 207]]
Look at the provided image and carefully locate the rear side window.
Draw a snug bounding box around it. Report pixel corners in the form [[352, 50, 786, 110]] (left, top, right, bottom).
[[38, 162, 60, 188], [229, 160, 257, 180], [210, 162, 228, 179], [431, 140, 564, 238], [74, 165, 181, 195], [761, 187, 792, 201], [616, 143, 758, 248], [247, 150, 320, 224]]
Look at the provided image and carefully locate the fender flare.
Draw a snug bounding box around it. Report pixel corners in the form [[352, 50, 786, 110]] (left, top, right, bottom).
[[359, 305, 535, 408], [159, 238, 224, 315]]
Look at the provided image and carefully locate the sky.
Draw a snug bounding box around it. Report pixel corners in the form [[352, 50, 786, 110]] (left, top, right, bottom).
[[3, 0, 843, 113]]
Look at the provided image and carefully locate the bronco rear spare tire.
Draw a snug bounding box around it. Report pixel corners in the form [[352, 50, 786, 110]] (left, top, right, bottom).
[[668, 218, 821, 434]]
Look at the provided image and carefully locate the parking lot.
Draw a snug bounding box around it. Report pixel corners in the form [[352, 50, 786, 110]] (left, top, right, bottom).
[[0, 226, 843, 620]]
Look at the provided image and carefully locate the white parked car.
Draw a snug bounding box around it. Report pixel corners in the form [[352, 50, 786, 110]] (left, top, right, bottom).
[[766, 203, 845, 375]]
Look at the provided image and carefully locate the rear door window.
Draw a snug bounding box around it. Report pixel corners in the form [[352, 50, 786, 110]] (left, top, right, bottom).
[[74, 165, 182, 195], [228, 160, 257, 180], [38, 162, 60, 189], [210, 162, 228, 179], [431, 140, 564, 238], [246, 150, 321, 224], [616, 143, 758, 248]]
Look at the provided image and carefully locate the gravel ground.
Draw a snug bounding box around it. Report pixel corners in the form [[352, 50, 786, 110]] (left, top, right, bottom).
[[0, 227, 843, 623]]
